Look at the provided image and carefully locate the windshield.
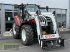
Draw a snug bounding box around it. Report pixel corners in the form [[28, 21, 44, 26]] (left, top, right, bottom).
[[40, 8, 47, 12], [25, 5, 39, 12]]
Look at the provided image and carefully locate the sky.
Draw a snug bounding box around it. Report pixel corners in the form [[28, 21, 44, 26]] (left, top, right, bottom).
[[0, 0, 68, 9]]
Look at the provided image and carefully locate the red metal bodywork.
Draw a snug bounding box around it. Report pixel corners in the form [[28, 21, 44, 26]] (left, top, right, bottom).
[[15, 15, 21, 26]]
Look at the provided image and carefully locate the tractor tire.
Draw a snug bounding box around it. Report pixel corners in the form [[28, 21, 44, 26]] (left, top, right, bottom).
[[41, 41, 45, 49], [58, 39, 64, 47], [21, 25, 33, 46], [60, 39, 64, 47], [12, 23, 20, 39]]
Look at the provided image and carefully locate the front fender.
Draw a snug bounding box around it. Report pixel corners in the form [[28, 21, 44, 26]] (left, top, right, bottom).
[[15, 15, 22, 26]]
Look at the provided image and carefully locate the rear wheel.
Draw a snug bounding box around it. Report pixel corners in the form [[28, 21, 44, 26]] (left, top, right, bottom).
[[21, 25, 33, 46], [12, 23, 20, 39]]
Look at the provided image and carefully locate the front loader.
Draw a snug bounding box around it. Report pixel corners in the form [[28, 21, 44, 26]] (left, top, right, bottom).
[[12, 3, 64, 49], [37, 7, 64, 48]]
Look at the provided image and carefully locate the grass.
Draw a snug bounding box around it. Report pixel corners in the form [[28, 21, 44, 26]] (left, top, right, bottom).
[[0, 42, 19, 50]]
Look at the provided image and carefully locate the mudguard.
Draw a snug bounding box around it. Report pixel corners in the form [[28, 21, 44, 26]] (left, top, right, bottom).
[[15, 15, 21, 26]]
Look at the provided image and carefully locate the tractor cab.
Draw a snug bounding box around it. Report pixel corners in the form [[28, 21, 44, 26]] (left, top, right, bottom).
[[14, 4, 39, 26], [15, 4, 39, 18]]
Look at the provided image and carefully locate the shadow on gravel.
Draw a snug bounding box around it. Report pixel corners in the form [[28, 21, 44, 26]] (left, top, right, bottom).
[[0, 32, 69, 51], [42, 46, 65, 51]]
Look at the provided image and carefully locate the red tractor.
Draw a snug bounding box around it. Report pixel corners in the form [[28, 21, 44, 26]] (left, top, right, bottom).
[[12, 3, 64, 48]]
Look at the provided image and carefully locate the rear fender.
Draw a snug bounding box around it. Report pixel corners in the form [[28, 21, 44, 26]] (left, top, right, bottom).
[[15, 15, 21, 26]]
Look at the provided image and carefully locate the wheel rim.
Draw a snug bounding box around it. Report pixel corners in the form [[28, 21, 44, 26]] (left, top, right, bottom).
[[21, 29, 26, 41], [13, 24, 16, 35], [39, 39, 40, 45], [38, 35, 40, 45]]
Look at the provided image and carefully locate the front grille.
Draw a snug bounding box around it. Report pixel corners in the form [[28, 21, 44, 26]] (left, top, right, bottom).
[[38, 16, 47, 26], [38, 16, 46, 22]]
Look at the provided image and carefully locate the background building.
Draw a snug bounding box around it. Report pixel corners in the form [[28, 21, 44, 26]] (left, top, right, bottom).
[[0, 0, 69, 35], [0, 4, 15, 35]]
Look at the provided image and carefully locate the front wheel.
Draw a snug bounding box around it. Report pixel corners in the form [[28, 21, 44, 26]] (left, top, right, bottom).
[[12, 23, 20, 39], [58, 39, 64, 47], [21, 25, 33, 46], [41, 40, 46, 49]]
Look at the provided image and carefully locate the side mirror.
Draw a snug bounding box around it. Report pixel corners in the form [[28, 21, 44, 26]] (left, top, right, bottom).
[[37, 5, 40, 8], [53, 11, 56, 15], [25, 10, 28, 13], [46, 6, 49, 12]]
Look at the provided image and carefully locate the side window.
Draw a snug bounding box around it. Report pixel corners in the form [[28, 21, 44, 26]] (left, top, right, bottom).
[[14, 12, 18, 16]]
